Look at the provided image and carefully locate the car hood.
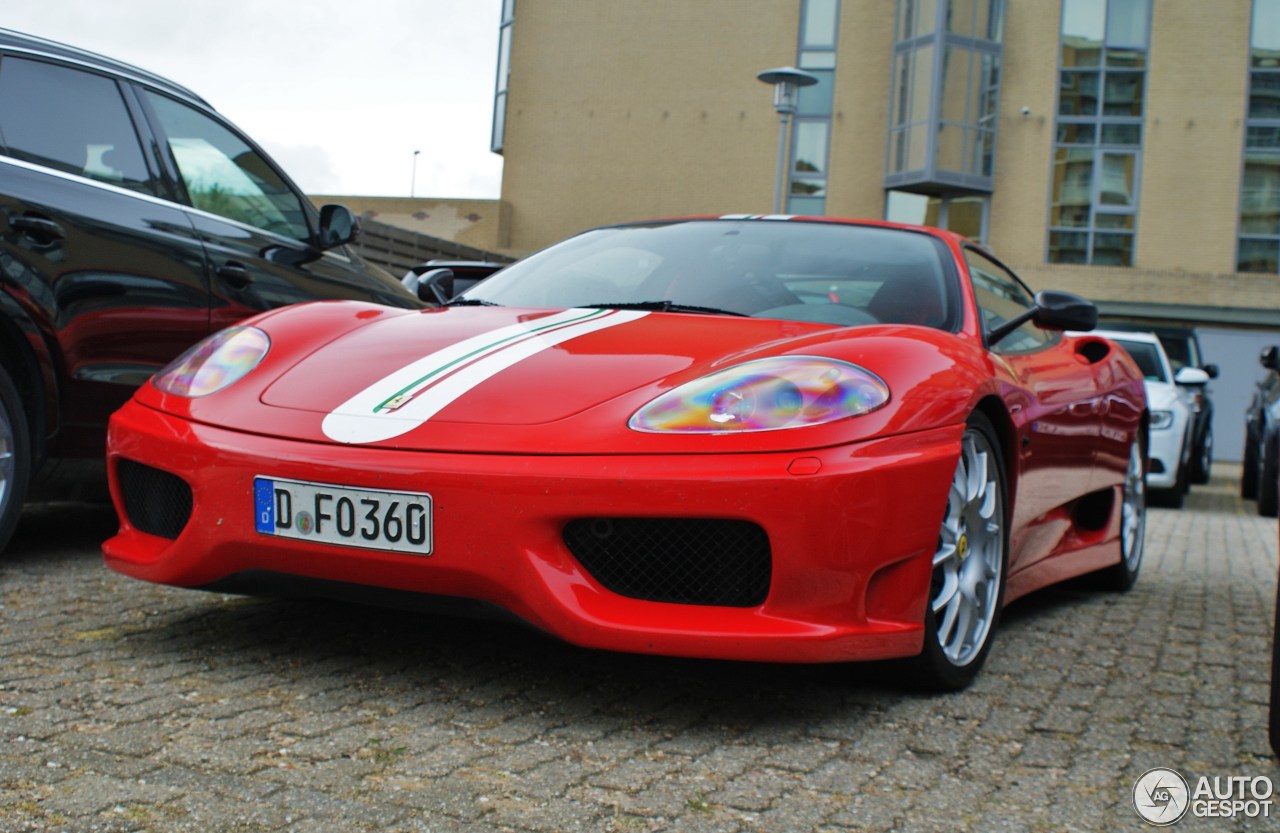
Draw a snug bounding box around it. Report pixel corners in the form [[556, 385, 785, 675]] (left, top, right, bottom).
[[160, 304, 981, 455], [1143, 380, 1186, 413]]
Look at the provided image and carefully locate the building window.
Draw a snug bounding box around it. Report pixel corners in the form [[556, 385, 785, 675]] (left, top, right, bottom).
[[491, 0, 515, 154], [787, 0, 840, 215], [886, 190, 989, 241], [884, 0, 1005, 195], [1048, 0, 1150, 265], [1239, 0, 1280, 273]]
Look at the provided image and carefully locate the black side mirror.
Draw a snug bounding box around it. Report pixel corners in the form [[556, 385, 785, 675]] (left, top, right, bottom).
[[403, 268, 456, 305], [1262, 345, 1280, 371], [317, 204, 358, 249], [987, 290, 1098, 347]]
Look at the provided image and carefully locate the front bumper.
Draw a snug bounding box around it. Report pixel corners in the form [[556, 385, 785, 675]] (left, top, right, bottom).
[[1146, 420, 1188, 489], [103, 400, 961, 664]]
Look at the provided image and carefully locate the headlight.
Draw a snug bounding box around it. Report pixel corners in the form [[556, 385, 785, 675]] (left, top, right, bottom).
[[152, 326, 270, 397], [629, 356, 889, 433], [1150, 410, 1173, 430]]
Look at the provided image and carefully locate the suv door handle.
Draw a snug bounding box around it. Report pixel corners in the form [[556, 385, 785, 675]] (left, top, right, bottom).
[[10, 214, 66, 243], [215, 261, 254, 289]]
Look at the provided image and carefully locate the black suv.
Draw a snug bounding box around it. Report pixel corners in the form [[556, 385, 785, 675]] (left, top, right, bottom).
[[1243, 345, 1280, 517], [0, 29, 420, 554]]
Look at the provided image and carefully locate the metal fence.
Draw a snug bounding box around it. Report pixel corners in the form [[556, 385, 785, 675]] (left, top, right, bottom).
[[352, 217, 512, 275]]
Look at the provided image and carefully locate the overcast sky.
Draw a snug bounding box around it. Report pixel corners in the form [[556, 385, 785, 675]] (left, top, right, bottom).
[[3, 0, 505, 198]]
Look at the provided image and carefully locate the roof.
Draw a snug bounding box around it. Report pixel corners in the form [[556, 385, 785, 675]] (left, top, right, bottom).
[[0, 27, 209, 108]]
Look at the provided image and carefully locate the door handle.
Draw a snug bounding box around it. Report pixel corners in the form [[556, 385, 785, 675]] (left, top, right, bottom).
[[9, 214, 66, 243], [216, 261, 254, 289]]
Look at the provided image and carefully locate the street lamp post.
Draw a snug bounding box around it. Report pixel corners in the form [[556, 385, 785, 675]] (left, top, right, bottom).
[[757, 66, 819, 215], [411, 149, 421, 198]]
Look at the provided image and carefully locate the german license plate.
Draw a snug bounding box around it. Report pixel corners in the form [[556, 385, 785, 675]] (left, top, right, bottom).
[[253, 476, 432, 555]]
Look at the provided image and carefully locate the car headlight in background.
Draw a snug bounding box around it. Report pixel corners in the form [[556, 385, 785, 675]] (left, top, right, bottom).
[[1150, 410, 1174, 430], [152, 326, 270, 397], [629, 356, 889, 433]]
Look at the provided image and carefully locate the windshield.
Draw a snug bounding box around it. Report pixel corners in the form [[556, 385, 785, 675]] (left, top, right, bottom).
[[464, 220, 960, 329], [1116, 339, 1169, 383]]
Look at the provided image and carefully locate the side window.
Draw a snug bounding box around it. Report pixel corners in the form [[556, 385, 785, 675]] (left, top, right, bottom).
[[0, 56, 155, 194], [965, 249, 1056, 354], [141, 90, 310, 242]]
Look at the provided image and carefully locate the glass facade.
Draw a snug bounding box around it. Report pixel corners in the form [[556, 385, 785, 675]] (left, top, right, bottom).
[[491, 0, 515, 154], [787, 0, 840, 214], [885, 0, 1005, 195], [1238, 0, 1280, 272], [885, 190, 988, 241], [1048, 0, 1150, 265]]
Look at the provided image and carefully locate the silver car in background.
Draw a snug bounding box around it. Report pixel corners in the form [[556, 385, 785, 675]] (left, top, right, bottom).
[[1093, 331, 1210, 508]]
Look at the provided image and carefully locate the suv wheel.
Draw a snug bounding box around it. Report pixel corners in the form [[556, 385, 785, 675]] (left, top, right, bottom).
[[1190, 428, 1212, 485], [1260, 431, 1279, 518], [0, 365, 32, 555]]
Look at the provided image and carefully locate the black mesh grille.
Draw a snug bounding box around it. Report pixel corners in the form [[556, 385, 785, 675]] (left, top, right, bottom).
[[117, 459, 193, 540], [563, 518, 771, 607]]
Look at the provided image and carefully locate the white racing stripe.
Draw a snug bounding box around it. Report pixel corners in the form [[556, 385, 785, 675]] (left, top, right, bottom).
[[322, 308, 649, 444]]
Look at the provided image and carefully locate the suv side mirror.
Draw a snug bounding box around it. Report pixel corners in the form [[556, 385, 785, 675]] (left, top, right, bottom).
[[403, 268, 456, 305], [1174, 367, 1211, 386], [1262, 345, 1280, 371], [987, 290, 1098, 347], [317, 204, 359, 249]]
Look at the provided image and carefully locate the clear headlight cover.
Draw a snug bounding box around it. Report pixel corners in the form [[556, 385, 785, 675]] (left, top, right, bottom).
[[1150, 409, 1174, 430], [152, 326, 270, 397], [629, 356, 889, 433]]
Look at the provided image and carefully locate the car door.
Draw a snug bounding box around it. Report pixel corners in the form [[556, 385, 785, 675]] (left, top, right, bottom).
[[134, 87, 415, 331], [0, 54, 211, 457], [965, 249, 1105, 573]]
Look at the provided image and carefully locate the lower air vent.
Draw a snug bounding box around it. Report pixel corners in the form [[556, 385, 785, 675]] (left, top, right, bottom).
[[563, 517, 771, 607], [117, 459, 193, 540]]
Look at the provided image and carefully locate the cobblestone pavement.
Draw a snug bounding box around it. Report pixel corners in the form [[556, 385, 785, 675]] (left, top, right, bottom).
[[1, 465, 1277, 833]]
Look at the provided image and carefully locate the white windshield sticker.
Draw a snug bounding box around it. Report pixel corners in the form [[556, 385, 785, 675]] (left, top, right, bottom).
[[321, 308, 648, 444]]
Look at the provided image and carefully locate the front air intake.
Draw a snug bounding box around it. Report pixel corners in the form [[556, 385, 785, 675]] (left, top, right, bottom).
[[563, 517, 771, 607], [117, 459, 193, 540]]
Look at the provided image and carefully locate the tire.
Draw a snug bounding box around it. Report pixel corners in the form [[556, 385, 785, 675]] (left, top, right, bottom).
[[1190, 427, 1212, 485], [1100, 436, 1146, 592], [1259, 431, 1279, 518], [1242, 427, 1259, 500], [911, 412, 1007, 691], [0, 364, 32, 556]]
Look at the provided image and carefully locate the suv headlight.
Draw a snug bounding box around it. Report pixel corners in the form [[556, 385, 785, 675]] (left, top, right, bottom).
[[1150, 409, 1173, 430]]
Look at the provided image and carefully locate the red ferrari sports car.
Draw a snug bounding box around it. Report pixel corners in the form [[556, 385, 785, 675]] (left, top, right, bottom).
[[103, 216, 1148, 689]]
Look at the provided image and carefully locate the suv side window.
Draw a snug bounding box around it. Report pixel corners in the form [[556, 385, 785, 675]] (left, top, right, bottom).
[[141, 89, 311, 242], [0, 57, 155, 194], [965, 248, 1056, 354]]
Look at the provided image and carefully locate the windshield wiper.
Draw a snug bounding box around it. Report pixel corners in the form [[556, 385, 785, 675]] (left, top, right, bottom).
[[444, 297, 502, 307], [581, 300, 747, 317]]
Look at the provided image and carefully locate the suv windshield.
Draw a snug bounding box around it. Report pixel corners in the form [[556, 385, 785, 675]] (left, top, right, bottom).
[[464, 220, 960, 329], [1115, 339, 1169, 383]]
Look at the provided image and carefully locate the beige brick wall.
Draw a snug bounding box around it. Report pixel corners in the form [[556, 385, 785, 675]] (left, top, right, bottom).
[[501, 0, 798, 251], [824, 0, 896, 221], [1017, 263, 1279, 313], [986, 0, 1061, 266], [1137, 1, 1250, 273]]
